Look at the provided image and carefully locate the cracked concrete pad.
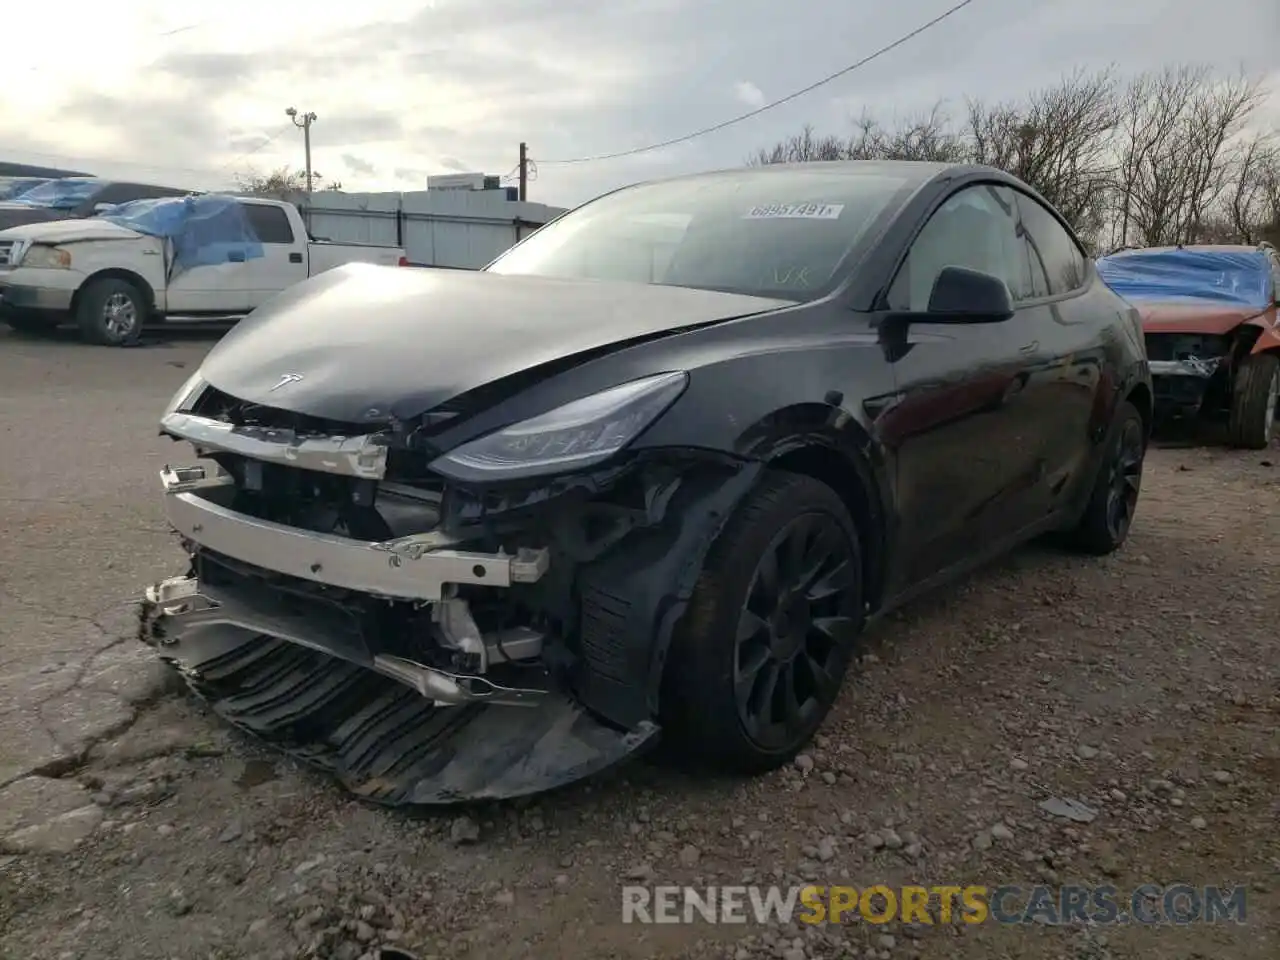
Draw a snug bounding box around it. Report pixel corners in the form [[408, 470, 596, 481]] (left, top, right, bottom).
[[39, 686, 136, 760], [1, 804, 104, 855], [0, 655, 83, 706], [0, 776, 94, 836], [81, 642, 183, 706], [0, 712, 72, 786]]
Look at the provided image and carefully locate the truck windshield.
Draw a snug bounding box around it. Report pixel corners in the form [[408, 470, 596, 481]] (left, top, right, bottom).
[[485, 168, 914, 301], [14, 178, 103, 209], [0, 178, 49, 201]]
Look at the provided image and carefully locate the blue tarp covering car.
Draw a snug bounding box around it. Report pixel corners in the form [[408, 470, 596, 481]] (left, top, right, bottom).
[[99, 194, 264, 280], [1095, 248, 1274, 311]]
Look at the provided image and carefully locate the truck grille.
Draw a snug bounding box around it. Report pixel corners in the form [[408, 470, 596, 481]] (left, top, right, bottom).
[[1144, 332, 1232, 363], [0, 240, 15, 267]]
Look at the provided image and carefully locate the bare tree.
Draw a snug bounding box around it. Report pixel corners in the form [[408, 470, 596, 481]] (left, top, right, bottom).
[[747, 105, 964, 166], [966, 68, 1119, 243], [747, 125, 850, 165], [232, 165, 342, 197], [1225, 133, 1278, 244]]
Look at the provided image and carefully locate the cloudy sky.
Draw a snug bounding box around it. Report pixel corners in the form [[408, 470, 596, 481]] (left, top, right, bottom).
[[3, 0, 1278, 210]]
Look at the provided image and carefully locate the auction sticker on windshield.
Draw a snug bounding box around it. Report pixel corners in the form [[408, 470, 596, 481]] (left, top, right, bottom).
[[743, 203, 845, 220]]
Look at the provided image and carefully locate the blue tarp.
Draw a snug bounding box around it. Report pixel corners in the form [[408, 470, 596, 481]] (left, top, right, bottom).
[[101, 194, 264, 279], [1096, 248, 1274, 310]]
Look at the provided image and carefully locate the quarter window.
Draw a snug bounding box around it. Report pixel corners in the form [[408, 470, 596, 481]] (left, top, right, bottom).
[[887, 184, 1034, 311], [1015, 193, 1088, 296]]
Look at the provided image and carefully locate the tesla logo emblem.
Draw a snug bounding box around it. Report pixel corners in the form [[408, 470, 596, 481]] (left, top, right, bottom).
[[269, 373, 304, 392]]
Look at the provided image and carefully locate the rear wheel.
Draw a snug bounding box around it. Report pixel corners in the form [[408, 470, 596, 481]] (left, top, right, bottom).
[[1227, 352, 1279, 449], [76, 278, 145, 346], [1059, 400, 1146, 555], [661, 471, 865, 774]]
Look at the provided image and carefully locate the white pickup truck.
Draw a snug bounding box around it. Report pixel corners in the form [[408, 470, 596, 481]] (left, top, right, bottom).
[[0, 195, 407, 345]]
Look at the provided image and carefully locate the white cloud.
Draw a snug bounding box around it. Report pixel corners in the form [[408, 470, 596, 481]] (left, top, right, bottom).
[[734, 81, 766, 108], [1, 0, 1277, 209]]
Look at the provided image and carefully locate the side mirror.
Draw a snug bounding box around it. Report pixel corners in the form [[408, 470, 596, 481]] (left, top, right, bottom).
[[924, 266, 1014, 322]]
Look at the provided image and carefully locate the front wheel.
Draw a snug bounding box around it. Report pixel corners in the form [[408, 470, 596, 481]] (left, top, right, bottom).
[[1059, 399, 1146, 555], [1227, 352, 1279, 449], [76, 278, 146, 346], [661, 471, 865, 774]]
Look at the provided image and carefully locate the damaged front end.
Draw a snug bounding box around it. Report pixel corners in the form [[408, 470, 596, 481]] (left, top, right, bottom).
[[1143, 330, 1236, 419], [140, 386, 758, 805]]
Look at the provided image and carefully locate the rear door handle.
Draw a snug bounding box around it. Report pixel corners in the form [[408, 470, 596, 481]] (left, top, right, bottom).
[[289, 252, 303, 264]]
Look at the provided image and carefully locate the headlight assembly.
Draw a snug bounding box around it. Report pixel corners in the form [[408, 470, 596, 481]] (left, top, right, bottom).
[[428, 371, 689, 482], [163, 370, 207, 416], [20, 244, 72, 269]]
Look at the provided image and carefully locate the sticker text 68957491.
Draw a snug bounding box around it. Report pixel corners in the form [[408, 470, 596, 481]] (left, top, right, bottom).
[[743, 203, 845, 220]]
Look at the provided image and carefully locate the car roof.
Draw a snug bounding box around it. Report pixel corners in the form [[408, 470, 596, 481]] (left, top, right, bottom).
[[1111, 244, 1262, 257], [622, 159, 1011, 191]]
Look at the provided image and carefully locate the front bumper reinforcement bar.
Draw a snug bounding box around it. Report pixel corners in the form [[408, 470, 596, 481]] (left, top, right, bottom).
[[159, 464, 550, 602]]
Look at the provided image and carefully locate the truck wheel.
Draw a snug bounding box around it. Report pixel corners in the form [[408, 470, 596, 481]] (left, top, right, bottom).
[[661, 471, 865, 774], [1227, 352, 1279, 449], [1059, 400, 1146, 556], [76, 278, 145, 346]]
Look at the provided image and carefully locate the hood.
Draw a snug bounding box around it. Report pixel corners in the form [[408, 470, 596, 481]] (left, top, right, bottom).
[[1137, 301, 1271, 334], [0, 217, 142, 244], [0, 203, 66, 230], [197, 263, 793, 423]]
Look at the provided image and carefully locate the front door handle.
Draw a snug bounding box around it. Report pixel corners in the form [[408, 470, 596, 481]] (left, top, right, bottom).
[[289, 252, 303, 264], [1019, 341, 1039, 354]]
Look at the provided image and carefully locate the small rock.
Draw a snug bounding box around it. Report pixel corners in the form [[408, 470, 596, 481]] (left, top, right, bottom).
[[972, 831, 993, 851], [449, 816, 480, 845], [1190, 816, 1207, 830], [882, 829, 903, 850], [816, 837, 837, 862], [1, 805, 104, 855], [354, 920, 376, 942], [494, 889, 516, 907], [1211, 771, 1233, 785], [679, 845, 701, 867], [1039, 797, 1097, 824], [878, 934, 897, 949], [866, 832, 885, 850], [1077, 745, 1099, 760], [218, 821, 243, 844], [1010, 758, 1029, 771], [821, 772, 837, 785], [625, 863, 653, 880], [990, 824, 1014, 842], [795, 755, 815, 775]]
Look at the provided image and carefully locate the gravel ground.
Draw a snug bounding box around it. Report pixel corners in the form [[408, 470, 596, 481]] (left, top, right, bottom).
[[0, 326, 1277, 960]]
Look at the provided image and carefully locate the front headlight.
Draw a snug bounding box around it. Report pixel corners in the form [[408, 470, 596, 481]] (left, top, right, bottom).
[[20, 244, 72, 269], [429, 371, 689, 482], [163, 370, 207, 416]]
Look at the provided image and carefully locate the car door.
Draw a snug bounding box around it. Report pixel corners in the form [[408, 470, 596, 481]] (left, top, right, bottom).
[[1012, 190, 1110, 519], [241, 202, 307, 307], [165, 201, 253, 316], [876, 182, 1049, 590]]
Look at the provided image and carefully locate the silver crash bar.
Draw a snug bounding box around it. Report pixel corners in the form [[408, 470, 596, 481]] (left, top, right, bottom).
[[159, 464, 550, 602], [161, 411, 390, 480], [1149, 358, 1220, 379]]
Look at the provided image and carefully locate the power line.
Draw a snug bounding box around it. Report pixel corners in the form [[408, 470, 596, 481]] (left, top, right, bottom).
[[535, 0, 981, 165]]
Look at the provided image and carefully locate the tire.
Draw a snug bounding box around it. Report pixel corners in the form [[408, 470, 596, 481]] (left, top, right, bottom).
[[1, 312, 59, 337], [75, 278, 145, 346], [1059, 400, 1146, 555], [660, 470, 865, 774], [1227, 352, 1279, 450]]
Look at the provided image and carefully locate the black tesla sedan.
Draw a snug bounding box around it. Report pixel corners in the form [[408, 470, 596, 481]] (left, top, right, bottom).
[[144, 160, 1152, 803]]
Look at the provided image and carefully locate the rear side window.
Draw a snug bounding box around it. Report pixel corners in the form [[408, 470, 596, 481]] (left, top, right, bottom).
[[1015, 194, 1088, 297], [243, 204, 295, 244]]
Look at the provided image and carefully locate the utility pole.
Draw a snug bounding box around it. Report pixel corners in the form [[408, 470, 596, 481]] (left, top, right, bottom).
[[285, 106, 317, 193], [518, 142, 528, 202]]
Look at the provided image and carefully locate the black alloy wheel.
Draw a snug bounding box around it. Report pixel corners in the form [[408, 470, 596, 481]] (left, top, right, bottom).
[[1104, 415, 1144, 544], [733, 513, 860, 753], [661, 470, 865, 773]]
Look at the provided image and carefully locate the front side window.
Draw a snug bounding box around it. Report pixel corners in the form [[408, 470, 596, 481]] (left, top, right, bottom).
[[1015, 193, 1088, 296], [486, 169, 915, 301], [243, 204, 295, 244], [887, 183, 1033, 311]]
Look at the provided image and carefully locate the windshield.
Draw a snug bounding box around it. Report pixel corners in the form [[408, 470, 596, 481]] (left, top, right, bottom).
[[14, 178, 103, 209], [0, 178, 48, 201], [485, 169, 913, 300]]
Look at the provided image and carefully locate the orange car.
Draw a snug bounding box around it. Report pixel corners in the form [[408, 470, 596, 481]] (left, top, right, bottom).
[[1096, 243, 1280, 448]]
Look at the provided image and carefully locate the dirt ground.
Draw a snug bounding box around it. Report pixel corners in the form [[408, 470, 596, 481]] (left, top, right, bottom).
[[0, 326, 1276, 960]]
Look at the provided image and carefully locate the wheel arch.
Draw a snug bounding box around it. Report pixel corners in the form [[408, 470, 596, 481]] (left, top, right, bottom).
[[1124, 380, 1153, 439], [71, 268, 156, 318]]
